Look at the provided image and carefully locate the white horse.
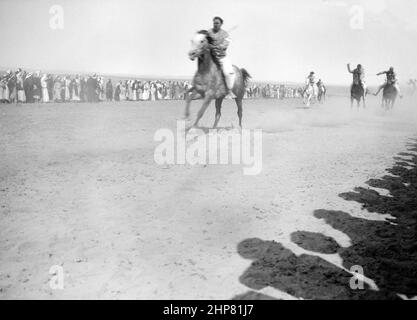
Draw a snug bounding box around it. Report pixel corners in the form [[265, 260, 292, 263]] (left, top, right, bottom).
[[303, 83, 318, 107]]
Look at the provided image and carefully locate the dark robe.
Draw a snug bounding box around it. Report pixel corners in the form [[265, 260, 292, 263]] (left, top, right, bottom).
[[33, 76, 41, 100], [80, 79, 86, 102], [86, 77, 98, 102], [24, 76, 34, 103], [114, 84, 120, 101], [106, 81, 113, 101]]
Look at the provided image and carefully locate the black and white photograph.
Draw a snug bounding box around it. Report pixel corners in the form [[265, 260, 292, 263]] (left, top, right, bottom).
[[1, 0, 417, 305]]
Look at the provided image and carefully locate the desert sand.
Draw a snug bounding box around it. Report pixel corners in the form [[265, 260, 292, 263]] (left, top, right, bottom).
[[1, 94, 416, 299]]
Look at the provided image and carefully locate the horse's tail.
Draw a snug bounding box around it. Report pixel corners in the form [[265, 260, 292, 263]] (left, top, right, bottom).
[[240, 68, 251, 86]]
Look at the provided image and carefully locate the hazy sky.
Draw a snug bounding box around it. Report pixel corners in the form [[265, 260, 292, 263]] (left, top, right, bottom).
[[1, 0, 417, 84]]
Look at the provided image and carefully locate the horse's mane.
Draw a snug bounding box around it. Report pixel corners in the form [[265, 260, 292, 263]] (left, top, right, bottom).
[[196, 30, 221, 70]]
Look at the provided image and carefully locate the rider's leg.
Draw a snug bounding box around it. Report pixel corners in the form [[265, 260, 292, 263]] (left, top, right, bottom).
[[219, 57, 236, 98], [361, 81, 367, 95], [394, 83, 403, 98]]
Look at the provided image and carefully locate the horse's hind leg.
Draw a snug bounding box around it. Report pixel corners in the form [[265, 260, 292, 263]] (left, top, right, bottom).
[[362, 95, 366, 108], [235, 98, 243, 127], [213, 98, 223, 129]]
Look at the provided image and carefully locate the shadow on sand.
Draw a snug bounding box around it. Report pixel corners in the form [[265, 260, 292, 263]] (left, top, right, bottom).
[[186, 125, 237, 135], [234, 139, 417, 300]]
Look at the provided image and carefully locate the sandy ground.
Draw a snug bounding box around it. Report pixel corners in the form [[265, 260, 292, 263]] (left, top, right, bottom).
[[1, 94, 417, 299]]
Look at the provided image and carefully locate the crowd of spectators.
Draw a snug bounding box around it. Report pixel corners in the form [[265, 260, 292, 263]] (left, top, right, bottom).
[[0, 68, 302, 103]]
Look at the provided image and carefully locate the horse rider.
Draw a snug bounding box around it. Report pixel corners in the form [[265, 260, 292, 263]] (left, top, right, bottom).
[[374, 67, 402, 98], [303, 71, 317, 94], [317, 79, 325, 90], [347, 63, 366, 94], [305, 71, 316, 87], [207, 16, 236, 98]]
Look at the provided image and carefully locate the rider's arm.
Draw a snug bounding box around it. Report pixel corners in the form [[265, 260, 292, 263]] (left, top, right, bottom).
[[376, 71, 387, 76], [347, 64, 353, 73], [218, 31, 231, 51]]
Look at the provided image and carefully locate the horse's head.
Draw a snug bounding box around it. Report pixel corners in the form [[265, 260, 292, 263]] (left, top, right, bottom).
[[188, 30, 211, 61]]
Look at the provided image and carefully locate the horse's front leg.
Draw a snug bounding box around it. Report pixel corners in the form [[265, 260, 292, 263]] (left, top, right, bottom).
[[213, 98, 224, 128], [235, 98, 243, 127], [184, 87, 196, 119], [194, 95, 213, 127]]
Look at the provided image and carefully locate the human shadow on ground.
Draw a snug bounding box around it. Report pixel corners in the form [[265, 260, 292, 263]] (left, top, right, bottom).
[[234, 139, 417, 300]]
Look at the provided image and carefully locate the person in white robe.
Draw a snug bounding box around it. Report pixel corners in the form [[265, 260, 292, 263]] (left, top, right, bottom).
[[120, 82, 126, 101], [64, 76, 71, 101], [41, 74, 49, 103], [53, 76, 62, 102], [71, 75, 81, 102]]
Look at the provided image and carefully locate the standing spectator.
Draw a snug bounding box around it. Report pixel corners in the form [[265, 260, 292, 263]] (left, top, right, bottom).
[[119, 81, 126, 101], [41, 74, 49, 103], [60, 77, 66, 101], [106, 79, 113, 101], [150, 82, 157, 101], [132, 80, 138, 101], [138, 81, 144, 100], [64, 76, 71, 101], [47, 74, 54, 101], [98, 77, 105, 101], [86, 74, 98, 102], [0, 75, 5, 103], [33, 72, 41, 102], [80, 77, 87, 102], [24, 73, 34, 103], [127, 80, 132, 101], [114, 81, 121, 101], [53, 76, 62, 102], [8, 72, 17, 103], [16, 70, 26, 103], [71, 75, 81, 102]]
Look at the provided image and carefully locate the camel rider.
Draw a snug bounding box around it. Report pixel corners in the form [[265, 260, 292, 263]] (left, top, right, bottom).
[[208, 16, 236, 98], [347, 63, 366, 93], [374, 67, 402, 98]]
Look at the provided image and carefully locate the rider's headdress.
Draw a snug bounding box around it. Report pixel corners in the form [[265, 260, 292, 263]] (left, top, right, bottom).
[[213, 16, 224, 24]]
